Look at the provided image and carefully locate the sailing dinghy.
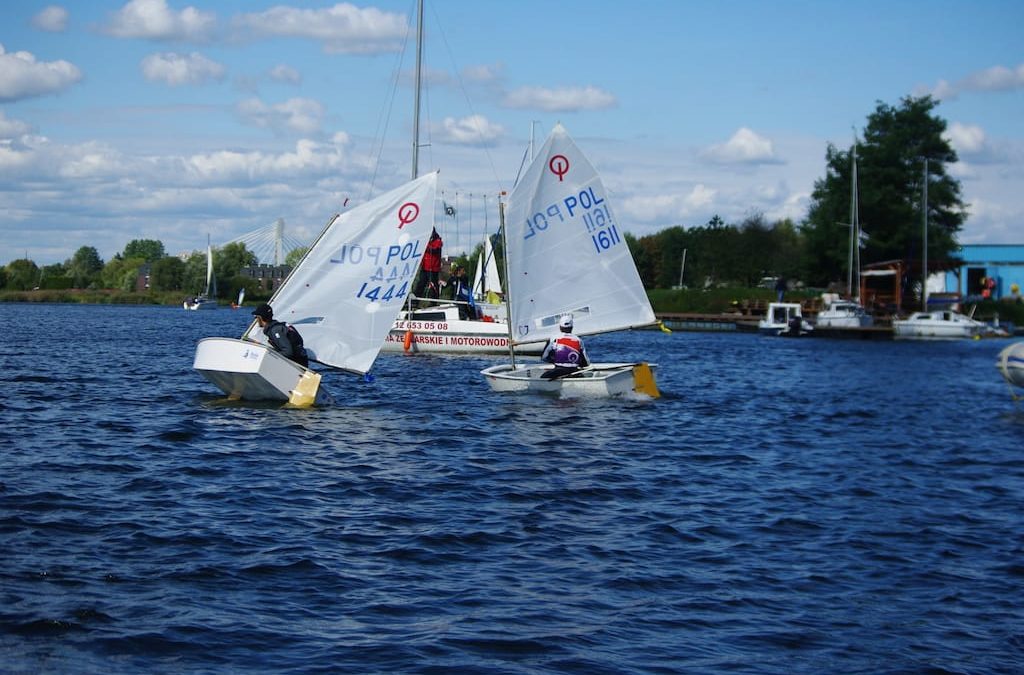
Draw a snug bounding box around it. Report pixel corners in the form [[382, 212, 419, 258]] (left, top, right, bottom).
[[480, 124, 659, 398], [184, 236, 218, 310], [193, 172, 438, 406]]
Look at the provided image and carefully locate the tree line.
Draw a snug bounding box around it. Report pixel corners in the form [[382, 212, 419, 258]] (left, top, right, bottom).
[[3, 96, 965, 301], [0, 237, 308, 300]]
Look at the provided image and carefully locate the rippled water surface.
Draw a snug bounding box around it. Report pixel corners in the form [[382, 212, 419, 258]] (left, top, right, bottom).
[[2, 303, 1023, 673]]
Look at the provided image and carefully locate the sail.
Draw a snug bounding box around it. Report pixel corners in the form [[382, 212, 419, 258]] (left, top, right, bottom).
[[237, 287, 245, 305], [205, 242, 215, 296], [245, 172, 438, 373], [504, 124, 654, 344], [471, 236, 503, 300]]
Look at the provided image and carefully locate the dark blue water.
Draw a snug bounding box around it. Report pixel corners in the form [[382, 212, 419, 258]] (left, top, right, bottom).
[[2, 303, 1023, 673]]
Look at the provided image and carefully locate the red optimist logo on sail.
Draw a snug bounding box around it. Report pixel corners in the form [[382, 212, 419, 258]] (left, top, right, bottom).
[[549, 154, 569, 181], [397, 202, 420, 228]]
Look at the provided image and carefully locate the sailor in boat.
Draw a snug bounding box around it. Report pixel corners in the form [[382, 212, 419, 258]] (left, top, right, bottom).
[[413, 227, 443, 304], [540, 314, 590, 380], [448, 265, 477, 320], [251, 303, 309, 368]]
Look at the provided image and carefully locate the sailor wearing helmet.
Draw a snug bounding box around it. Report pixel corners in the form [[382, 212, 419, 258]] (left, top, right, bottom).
[[540, 314, 589, 379]]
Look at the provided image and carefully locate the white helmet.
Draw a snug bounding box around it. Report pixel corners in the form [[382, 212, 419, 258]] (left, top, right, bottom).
[[558, 314, 573, 330]]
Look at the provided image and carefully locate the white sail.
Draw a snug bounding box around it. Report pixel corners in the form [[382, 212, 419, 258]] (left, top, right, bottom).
[[237, 287, 245, 305], [205, 241, 214, 295], [245, 171, 438, 373], [472, 236, 503, 300], [504, 124, 654, 344]]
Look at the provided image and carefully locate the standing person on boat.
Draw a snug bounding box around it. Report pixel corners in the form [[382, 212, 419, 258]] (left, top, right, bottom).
[[540, 314, 590, 379], [775, 276, 787, 302], [414, 227, 443, 301], [448, 265, 477, 320], [252, 303, 309, 368]]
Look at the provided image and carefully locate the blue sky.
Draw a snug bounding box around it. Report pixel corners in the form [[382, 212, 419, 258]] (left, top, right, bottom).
[[2, 0, 1022, 266]]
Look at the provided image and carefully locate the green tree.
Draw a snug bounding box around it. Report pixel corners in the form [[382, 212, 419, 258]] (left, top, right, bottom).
[[802, 95, 965, 287], [214, 243, 258, 299], [100, 256, 145, 291], [39, 262, 72, 289], [150, 256, 186, 292], [65, 246, 104, 288], [5, 258, 39, 290], [123, 239, 166, 262], [285, 247, 308, 267]]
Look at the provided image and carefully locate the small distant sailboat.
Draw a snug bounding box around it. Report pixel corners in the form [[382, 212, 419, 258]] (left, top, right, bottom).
[[472, 235, 503, 304], [817, 135, 873, 329], [231, 287, 245, 309], [193, 172, 439, 406], [184, 236, 218, 310]]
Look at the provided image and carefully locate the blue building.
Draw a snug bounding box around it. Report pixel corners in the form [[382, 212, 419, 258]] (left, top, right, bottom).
[[942, 244, 1024, 301]]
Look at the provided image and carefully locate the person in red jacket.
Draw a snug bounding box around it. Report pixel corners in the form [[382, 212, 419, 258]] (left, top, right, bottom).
[[415, 228, 443, 301], [540, 314, 589, 379]]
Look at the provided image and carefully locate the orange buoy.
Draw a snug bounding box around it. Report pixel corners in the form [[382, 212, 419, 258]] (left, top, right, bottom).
[[403, 329, 414, 352]]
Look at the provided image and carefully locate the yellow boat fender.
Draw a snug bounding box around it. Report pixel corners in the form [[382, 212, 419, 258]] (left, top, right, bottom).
[[403, 329, 414, 351]]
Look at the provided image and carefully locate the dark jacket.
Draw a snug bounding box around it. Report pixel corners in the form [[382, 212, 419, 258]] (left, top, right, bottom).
[[263, 320, 308, 367]]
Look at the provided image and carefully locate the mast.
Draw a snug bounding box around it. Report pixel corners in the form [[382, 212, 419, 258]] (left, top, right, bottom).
[[411, 0, 424, 179], [848, 135, 860, 300], [922, 158, 928, 311]]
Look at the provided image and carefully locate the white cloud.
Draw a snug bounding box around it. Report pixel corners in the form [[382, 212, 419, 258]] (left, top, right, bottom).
[[0, 111, 32, 139], [141, 51, 225, 86], [268, 64, 301, 85], [32, 6, 69, 32], [503, 85, 617, 112], [436, 115, 504, 146], [926, 63, 1024, 101], [0, 44, 82, 102], [185, 136, 351, 182], [702, 128, 779, 164], [232, 3, 407, 55], [462, 63, 504, 85], [621, 184, 717, 223], [236, 97, 325, 135], [946, 122, 987, 155], [105, 0, 216, 42]]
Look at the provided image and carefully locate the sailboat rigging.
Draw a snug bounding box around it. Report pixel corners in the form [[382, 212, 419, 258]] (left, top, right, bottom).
[[480, 124, 660, 397], [816, 134, 873, 330], [381, 0, 540, 355]]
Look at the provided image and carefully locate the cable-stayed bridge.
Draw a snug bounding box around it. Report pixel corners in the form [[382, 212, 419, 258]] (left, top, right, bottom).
[[224, 218, 308, 266]]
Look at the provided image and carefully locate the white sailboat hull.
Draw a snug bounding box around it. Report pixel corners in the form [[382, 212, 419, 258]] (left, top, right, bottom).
[[815, 300, 873, 328], [996, 341, 1024, 389], [481, 362, 657, 398], [193, 337, 329, 405]]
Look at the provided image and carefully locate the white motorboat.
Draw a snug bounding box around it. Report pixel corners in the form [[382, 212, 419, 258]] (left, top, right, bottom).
[[193, 172, 439, 405], [815, 295, 873, 329], [479, 124, 659, 398], [996, 341, 1024, 393], [758, 302, 813, 336], [892, 310, 986, 340]]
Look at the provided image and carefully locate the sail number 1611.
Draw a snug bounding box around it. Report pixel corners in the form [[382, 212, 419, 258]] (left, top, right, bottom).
[[592, 224, 621, 254]]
